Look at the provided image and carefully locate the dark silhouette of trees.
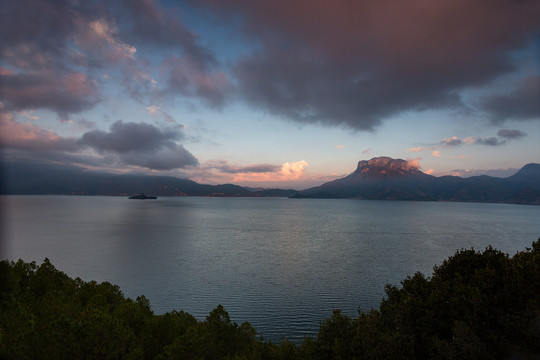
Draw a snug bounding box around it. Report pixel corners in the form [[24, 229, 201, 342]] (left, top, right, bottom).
[[1, 239, 539, 359]]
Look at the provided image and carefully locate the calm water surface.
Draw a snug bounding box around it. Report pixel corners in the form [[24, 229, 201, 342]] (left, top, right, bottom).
[[2, 196, 539, 342]]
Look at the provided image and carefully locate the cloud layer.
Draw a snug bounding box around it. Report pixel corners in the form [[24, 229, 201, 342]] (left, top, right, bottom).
[[0, 114, 198, 171], [0, 0, 230, 119], [79, 121, 198, 170], [196, 0, 540, 128], [1, 1, 539, 185], [3, 0, 538, 128], [195, 159, 309, 186], [480, 75, 540, 124]]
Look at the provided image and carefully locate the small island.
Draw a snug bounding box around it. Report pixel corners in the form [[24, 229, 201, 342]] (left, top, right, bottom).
[[128, 193, 157, 199]]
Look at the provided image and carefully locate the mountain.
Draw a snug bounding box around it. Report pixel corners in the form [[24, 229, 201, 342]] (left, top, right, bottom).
[[2, 158, 539, 204], [0, 161, 295, 197], [294, 157, 540, 205], [296, 157, 436, 200]]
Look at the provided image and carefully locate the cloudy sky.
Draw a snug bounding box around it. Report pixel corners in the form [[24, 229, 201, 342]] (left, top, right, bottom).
[[1, 0, 539, 189]]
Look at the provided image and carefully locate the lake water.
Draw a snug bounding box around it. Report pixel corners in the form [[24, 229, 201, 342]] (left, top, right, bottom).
[[1, 196, 539, 342]]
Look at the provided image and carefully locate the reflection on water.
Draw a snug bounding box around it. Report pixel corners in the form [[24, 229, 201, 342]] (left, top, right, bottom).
[[2, 196, 539, 342]]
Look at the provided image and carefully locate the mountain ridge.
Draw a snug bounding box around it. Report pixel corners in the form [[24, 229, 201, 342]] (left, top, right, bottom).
[[1, 157, 539, 204], [295, 157, 540, 204]]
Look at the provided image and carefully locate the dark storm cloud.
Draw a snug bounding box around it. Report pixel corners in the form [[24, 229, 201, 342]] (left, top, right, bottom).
[[79, 121, 198, 170], [480, 75, 540, 123], [497, 129, 527, 140], [119, 146, 198, 170], [233, 45, 463, 130], [0, 0, 94, 59], [193, 0, 540, 129], [79, 121, 181, 154]]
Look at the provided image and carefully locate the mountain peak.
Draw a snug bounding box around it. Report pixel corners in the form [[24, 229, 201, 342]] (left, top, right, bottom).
[[353, 157, 421, 177]]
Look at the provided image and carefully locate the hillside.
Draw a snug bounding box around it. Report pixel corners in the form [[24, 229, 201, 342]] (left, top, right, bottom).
[[0, 161, 296, 197]]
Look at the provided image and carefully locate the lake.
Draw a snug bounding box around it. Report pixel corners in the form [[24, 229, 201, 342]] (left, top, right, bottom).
[[1, 195, 539, 342]]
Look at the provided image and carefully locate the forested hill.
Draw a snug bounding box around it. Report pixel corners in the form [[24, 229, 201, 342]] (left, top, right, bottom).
[[1, 239, 539, 359]]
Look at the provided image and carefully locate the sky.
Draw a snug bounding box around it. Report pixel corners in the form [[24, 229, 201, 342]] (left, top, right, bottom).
[[1, 0, 539, 189]]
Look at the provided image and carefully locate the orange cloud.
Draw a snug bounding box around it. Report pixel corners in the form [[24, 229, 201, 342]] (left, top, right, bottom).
[[407, 147, 424, 152], [280, 160, 308, 178], [432, 150, 441, 157], [231, 160, 308, 183], [406, 158, 421, 169]]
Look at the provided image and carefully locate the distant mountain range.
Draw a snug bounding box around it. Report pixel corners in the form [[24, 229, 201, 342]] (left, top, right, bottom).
[[1, 157, 539, 204], [0, 161, 297, 198], [294, 157, 540, 205]]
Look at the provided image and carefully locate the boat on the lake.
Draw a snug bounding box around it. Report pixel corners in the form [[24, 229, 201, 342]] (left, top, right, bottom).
[[128, 193, 157, 200]]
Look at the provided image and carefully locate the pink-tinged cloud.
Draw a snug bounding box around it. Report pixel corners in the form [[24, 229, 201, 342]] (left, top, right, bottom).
[[362, 148, 372, 154], [0, 68, 14, 76], [146, 106, 178, 124], [2, 0, 225, 119], [0, 111, 77, 152], [432, 150, 441, 158], [19, 110, 40, 121], [405, 158, 421, 170], [280, 160, 308, 178], [407, 147, 424, 153], [441, 136, 462, 147], [75, 19, 137, 63], [424, 169, 435, 175], [198, 160, 309, 185], [334, 145, 344, 149], [231, 160, 308, 183]]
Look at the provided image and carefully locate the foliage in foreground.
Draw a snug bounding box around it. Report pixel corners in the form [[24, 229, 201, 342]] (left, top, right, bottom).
[[1, 239, 539, 359]]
